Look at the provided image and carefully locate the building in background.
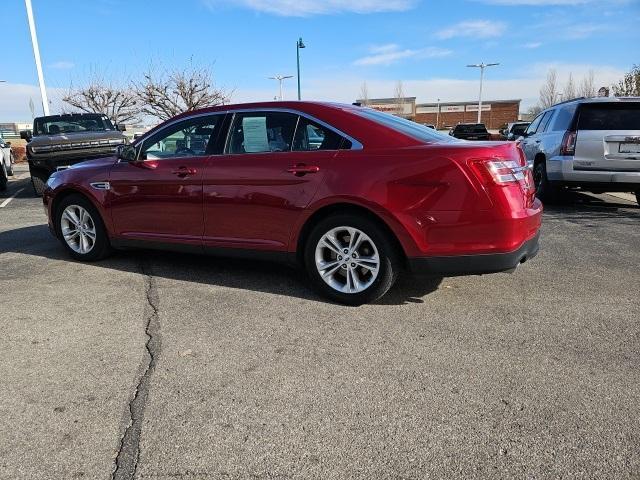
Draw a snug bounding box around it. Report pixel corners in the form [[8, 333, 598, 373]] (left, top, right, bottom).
[[357, 97, 521, 130]]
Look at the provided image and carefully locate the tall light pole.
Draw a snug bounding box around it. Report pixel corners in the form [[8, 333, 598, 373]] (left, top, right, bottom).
[[268, 75, 293, 100], [467, 62, 499, 123], [25, 0, 49, 115], [296, 37, 305, 100]]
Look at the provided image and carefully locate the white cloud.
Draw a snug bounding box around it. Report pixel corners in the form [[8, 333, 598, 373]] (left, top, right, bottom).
[[477, 0, 629, 4], [354, 44, 452, 66], [49, 61, 75, 70], [522, 41, 542, 48], [435, 20, 507, 39], [564, 23, 606, 39], [203, 0, 416, 16], [0, 83, 66, 122]]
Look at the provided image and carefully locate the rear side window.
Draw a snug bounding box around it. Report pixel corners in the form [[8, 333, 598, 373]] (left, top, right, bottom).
[[539, 111, 554, 132], [577, 103, 640, 130], [549, 104, 578, 131], [228, 112, 298, 154], [292, 117, 346, 151]]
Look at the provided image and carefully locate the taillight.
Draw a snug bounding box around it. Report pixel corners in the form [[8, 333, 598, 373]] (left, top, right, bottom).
[[469, 159, 529, 186], [560, 130, 577, 156]]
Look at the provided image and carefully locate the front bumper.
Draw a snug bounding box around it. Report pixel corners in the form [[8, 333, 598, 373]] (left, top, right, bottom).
[[408, 232, 539, 276]]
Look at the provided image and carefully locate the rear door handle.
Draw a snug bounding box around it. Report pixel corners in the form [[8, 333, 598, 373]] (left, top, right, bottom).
[[286, 164, 320, 176], [172, 166, 197, 177]]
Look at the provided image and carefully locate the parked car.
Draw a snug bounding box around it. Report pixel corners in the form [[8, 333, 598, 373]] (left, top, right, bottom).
[[42, 102, 542, 305], [449, 123, 491, 140], [422, 123, 436, 129], [0, 132, 16, 191], [520, 97, 640, 204], [500, 122, 530, 141], [21, 113, 127, 196]]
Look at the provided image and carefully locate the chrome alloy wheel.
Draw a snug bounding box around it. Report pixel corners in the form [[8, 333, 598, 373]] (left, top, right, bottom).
[[314, 226, 380, 294], [60, 204, 97, 254]]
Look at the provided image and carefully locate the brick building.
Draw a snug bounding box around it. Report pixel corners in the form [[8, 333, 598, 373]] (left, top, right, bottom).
[[358, 97, 521, 130]]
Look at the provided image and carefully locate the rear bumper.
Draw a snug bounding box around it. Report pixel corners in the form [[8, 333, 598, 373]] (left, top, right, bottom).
[[408, 232, 540, 276], [546, 155, 640, 186]]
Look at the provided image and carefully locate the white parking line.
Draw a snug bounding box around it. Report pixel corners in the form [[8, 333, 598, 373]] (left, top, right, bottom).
[[0, 188, 25, 208]]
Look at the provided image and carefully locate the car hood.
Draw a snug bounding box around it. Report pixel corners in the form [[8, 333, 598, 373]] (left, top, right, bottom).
[[67, 156, 118, 170], [29, 130, 126, 146]]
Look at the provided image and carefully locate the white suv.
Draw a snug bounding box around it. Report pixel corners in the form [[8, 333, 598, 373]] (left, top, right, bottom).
[[520, 97, 640, 205], [0, 133, 16, 192]]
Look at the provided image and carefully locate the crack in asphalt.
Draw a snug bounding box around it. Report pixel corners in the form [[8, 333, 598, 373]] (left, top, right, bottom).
[[112, 260, 161, 480]]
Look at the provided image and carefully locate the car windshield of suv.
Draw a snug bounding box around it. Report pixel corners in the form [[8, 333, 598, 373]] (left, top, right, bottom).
[[354, 108, 457, 143], [456, 124, 488, 134], [34, 115, 115, 136]]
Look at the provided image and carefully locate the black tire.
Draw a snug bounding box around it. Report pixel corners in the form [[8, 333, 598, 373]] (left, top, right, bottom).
[[0, 161, 7, 192], [533, 158, 557, 202], [31, 172, 48, 196], [54, 193, 112, 261], [7, 154, 14, 176], [635, 189, 640, 207], [303, 214, 401, 305]]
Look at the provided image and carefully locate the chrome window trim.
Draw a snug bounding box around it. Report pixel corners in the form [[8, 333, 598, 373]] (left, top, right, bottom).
[[136, 108, 364, 155]]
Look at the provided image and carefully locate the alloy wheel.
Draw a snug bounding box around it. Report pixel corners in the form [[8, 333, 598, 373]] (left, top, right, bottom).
[[60, 204, 97, 254], [314, 226, 380, 294]]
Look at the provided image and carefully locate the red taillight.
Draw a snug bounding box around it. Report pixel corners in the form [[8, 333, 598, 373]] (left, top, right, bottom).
[[469, 158, 529, 186], [560, 130, 577, 156]]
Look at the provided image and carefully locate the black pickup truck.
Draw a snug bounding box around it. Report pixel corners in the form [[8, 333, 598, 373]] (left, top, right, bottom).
[[21, 113, 127, 195], [449, 123, 491, 141]]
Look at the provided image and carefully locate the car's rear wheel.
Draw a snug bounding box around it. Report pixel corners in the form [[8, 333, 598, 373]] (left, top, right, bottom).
[[533, 159, 557, 202], [304, 215, 400, 305], [55, 194, 112, 261], [0, 161, 7, 192], [635, 189, 640, 207], [31, 172, 48, 196]]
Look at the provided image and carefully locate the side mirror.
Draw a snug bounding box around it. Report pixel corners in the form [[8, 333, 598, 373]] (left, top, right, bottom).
[[116, 124, 127, 132], [116, 144, 138, 162], [20, 130, 33, 141]]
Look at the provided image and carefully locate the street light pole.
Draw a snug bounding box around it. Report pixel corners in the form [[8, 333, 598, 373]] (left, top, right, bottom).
[[25, 0, 49, 115], [467, 62, 499, 123], [296, 37, 305, 100], [268, 75, 293, 100]]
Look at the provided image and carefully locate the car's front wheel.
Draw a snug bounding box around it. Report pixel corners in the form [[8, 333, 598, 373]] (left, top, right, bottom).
[[55, 194, 112, 261], [0, 161, 7, 192], [304, 215, 401, 305]]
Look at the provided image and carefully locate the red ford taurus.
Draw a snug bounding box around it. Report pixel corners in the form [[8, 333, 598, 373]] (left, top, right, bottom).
[[43, 101, 542, 304]]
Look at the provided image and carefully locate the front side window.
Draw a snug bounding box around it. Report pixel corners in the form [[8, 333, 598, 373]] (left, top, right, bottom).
[[292, 117, 347, 151], [539, 111, 554, 132], [227, 112, 298, 154], [141, 115, 221, 160], [525, 112, 546, 135]]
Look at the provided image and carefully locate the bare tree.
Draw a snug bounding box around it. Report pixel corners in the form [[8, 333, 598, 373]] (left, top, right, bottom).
[[63, 76, 139, 125], [134, 60, 231, 121], [578, 70, 596, 98], [563, 73, 576, 100], [539, 69, 558, 109], [612, 64, 640, 97], [359, 81, 369, 106], [394, 80, 405, 115]]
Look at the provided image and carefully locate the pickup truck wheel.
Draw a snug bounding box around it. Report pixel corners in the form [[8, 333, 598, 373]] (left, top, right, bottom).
[[31, 172, 48, 196], [7, 154, 14, 176], [55, 194, 112, 261], [304, 215, 400, 306], [0, 161, 7, 192]]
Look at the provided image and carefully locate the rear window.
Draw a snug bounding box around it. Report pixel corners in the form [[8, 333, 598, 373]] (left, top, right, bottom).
[[354, 108, 457, 143], [577, 103, 640, 130], [455, 124, 488, 133]]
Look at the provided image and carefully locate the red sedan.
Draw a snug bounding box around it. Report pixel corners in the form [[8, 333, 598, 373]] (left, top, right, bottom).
[[43, 102, 542, 305]]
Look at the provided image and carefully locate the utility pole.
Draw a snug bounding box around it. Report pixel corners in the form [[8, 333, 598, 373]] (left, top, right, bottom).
[[296, 37, 305, 100], [25, 0, 49, 115], [268, 75, 293, 101], [467, 62, 499, 123]]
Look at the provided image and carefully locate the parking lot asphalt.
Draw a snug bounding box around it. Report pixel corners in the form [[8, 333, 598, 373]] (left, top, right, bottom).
[[1, 164, 639, 479]]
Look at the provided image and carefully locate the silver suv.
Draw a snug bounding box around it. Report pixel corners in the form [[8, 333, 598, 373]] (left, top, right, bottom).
[[520, 97, 640, 205]]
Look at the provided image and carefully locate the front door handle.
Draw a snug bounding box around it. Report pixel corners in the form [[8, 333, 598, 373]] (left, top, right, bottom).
[[286, 164, 320, 176], [171, 166, 197, 177]]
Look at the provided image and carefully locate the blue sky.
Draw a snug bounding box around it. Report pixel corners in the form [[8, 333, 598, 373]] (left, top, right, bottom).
[[1, 0, 638, 121]]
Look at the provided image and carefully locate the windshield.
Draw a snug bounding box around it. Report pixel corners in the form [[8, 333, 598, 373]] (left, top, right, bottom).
[[577, 103, 640, 130], [353, 108, 457, 143], [34, 115, 115, 136]]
